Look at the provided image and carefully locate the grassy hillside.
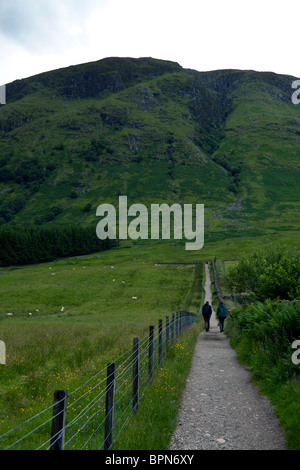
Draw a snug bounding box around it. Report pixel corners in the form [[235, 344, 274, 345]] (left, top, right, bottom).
[[0, 57, 299, 449], [0, 57, 299, 245]]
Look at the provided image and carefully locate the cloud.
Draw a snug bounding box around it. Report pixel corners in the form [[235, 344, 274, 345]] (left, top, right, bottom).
[[0, 0, 299, 85], [0, 0, 104, 53]]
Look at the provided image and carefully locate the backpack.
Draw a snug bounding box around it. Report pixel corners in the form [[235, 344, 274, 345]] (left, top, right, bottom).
[[217, 304, 227, 318]]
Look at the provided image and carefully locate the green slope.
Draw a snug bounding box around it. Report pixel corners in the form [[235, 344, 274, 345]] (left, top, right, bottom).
[[0, 57, 299, 242]]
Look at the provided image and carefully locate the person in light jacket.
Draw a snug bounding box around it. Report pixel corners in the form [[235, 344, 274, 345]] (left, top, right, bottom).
[[202, 301, 212, 332]]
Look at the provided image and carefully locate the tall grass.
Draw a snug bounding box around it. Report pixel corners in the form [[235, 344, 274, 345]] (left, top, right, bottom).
[[226, 300, 300, 449], [0, 243, 204, 449]]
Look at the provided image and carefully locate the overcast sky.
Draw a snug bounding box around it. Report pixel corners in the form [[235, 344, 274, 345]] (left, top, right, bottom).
[[0, 0, 299, 86]]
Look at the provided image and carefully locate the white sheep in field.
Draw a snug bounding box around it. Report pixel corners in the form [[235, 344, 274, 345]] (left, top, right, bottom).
[[132, 296, 137, 300], [6, 312, 14, 316]]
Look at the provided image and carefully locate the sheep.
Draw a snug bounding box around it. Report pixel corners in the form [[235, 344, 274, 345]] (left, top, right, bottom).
[[132, 296, 137, 300]]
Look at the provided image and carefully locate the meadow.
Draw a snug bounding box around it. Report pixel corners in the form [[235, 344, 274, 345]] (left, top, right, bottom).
[[0, 239, 205, 449], [0, 230, 299, 449]]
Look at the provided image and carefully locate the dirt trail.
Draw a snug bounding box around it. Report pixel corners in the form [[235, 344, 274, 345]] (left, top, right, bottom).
[[170, 263, 286, 450]]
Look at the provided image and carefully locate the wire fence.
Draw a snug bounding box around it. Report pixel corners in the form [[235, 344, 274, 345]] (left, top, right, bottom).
[[0, 309, 202, 451]]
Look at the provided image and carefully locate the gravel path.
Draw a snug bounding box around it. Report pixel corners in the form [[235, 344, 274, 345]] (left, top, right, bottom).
[[170, 264, 286, 450]]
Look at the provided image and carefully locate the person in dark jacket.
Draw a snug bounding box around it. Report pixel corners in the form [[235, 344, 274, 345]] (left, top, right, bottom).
[[202, 301, 212, 331], [216, 301, 228, 332]]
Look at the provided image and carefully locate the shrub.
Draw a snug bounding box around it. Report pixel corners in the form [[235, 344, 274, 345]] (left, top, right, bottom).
[[257, 256, 300, 300], [227, 246, 300, 301], [82, 203, 92, 212]]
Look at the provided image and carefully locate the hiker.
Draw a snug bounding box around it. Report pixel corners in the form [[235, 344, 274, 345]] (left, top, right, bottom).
[[202, 300, 212, 331], [217, 301, 227, 332]]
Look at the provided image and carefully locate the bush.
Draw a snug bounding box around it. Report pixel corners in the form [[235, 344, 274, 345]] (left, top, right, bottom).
[[257, 256, 300, 300], [228, 299, 300, 344], [82, 203, 92, 212], [227, 299, 300, 449], [227, 246, 300, 301]]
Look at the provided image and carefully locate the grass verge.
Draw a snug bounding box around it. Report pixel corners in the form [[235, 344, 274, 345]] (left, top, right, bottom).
[[114, 321, 202, 450], [225, 303, 300, 450]]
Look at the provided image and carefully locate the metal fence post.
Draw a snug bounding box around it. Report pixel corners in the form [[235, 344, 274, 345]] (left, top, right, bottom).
[[133, 337, 139, 412], [171, 312, 175, 342], [158, 319, 163, 365], [50, 389, 68, 450], [166, 316, 170, 344], [104, 362, 115, 450], [148, 325, 154, 382]]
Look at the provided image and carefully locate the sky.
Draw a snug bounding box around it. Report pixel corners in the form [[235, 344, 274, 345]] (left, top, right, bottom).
[[0, 0, 299, 86]]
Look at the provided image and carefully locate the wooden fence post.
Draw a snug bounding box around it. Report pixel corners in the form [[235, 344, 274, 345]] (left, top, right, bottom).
[[158, 319, 163, 365], [171, 312, 175, 342], [148, 325, 154, 382], [50, 389, 68, 450], [166, 316, 170, 344], [176, 312, 179, 338], [104, 362, 115, 450], [133, 337, 139, 412]]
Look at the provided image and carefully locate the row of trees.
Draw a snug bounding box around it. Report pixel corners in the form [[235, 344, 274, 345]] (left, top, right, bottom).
[[0, 224, 117, 266]]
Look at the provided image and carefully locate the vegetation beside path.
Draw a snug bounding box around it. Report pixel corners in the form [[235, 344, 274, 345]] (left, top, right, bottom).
[[216, 246, 300, 450]]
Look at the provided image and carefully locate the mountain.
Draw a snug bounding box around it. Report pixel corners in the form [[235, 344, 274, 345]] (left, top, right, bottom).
[[0, 57, 299, 243]]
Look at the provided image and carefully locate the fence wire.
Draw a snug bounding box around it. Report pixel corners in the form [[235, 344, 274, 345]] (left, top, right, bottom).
[[0, 307, 201, 450]]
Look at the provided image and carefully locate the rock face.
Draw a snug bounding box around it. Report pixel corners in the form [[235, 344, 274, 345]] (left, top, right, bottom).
[[6, 57, 183, 102]]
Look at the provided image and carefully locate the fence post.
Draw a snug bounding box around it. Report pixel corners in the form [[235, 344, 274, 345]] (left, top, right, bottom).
[[148, 325, 154, 382], [158, 319, 163, 365], [133, 337, 139, 412], [171, 312, 175, 342], [166, 316, 170, 344], [104, 362, 115, 450], [50, 389, 68, 450], [176, 312, 179, 338]]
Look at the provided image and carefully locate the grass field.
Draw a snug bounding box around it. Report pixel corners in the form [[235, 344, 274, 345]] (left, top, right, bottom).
[[0, 239, 206, 449], [0, 231, 299, 449]]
